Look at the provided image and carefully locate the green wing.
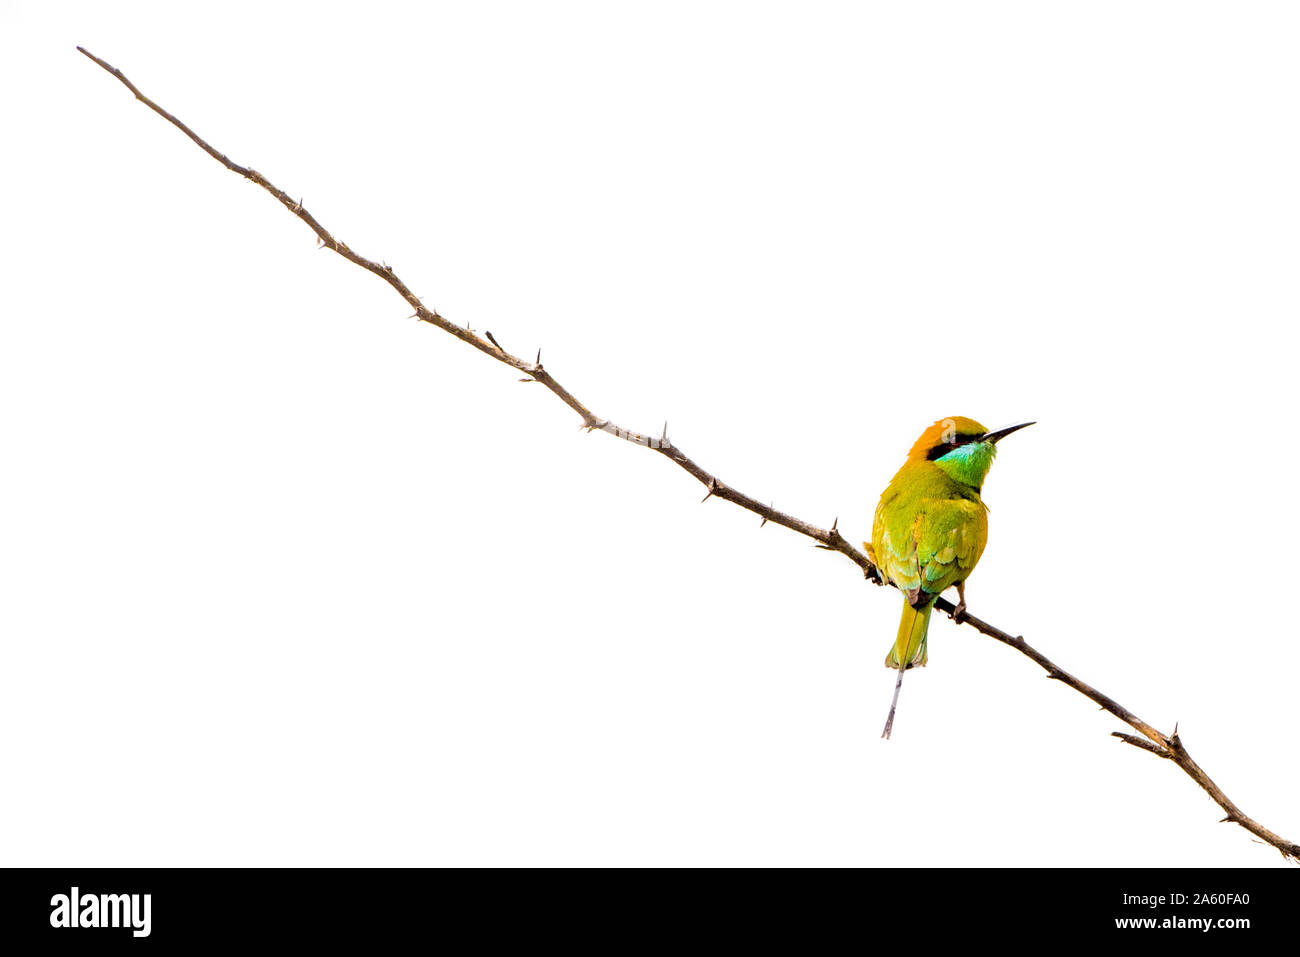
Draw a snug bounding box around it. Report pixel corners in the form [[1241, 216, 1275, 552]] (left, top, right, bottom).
[[873, 490, 986, 602]]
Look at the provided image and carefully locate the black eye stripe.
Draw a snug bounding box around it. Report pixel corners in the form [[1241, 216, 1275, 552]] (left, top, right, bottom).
[[925, 433, 984, 461]]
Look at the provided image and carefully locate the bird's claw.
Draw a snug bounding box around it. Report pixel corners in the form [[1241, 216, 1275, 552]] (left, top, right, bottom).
[[949, 601, 967, 623]]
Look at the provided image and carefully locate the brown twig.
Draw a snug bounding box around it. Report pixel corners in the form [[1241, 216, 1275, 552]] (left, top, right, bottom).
[[77, 46, 1298, 863], [75, 44, 872, 576], [942, 604, 1299, 860]]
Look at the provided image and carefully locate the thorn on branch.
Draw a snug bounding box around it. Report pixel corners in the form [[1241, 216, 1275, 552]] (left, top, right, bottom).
[[485, 331, 504, 353], [700, 477, 720, 503], [1167, 726, 1187, 755]]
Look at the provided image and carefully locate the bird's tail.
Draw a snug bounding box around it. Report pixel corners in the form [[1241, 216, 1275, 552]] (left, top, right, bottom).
[[885, 598, 932, 670], [880, 598, 932, 738]]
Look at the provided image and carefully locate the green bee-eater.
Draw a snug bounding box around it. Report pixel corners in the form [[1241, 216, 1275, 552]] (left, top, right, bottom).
[[866, 416, 1033, 738]]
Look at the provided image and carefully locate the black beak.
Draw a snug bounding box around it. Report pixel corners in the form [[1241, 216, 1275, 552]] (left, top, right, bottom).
[[981, 421, 1035, 444]]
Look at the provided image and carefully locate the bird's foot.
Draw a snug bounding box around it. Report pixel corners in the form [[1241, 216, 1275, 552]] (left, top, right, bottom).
[[949, 600, 967, 623]]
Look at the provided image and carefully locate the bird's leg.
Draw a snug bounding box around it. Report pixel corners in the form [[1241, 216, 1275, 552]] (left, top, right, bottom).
[[949, 582, 968, 622]]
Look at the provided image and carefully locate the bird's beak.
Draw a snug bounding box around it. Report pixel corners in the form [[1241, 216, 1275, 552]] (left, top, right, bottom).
[[981, 421, 1035, 444]]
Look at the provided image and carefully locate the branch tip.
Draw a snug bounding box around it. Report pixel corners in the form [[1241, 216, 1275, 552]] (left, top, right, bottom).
[[1111, 731, 1171, 759]]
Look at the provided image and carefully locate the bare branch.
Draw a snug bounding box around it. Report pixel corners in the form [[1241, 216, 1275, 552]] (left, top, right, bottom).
[[937, 601, 1297, 859], [77, 46, 1297, 863], [75, 45, 857, 560]]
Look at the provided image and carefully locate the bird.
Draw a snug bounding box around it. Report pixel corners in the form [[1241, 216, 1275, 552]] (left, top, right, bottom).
[[865, 416, 1033, 738]]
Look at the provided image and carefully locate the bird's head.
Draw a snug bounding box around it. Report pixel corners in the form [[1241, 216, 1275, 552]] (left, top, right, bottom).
[[906, 416, 1034, 491]]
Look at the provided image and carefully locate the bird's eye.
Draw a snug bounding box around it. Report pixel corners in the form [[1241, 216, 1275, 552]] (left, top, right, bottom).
[[926, 434, 982, 461], [926, 443, 953, 461]]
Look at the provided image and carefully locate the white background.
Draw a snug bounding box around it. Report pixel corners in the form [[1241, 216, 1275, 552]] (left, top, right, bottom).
[[3, 2, 1297, 867]]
